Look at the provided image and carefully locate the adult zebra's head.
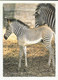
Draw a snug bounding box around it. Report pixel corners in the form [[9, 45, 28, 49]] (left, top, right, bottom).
[[35, 9, 45, 27], [35, 3, 55, 31], [4, 19, 12, 40]]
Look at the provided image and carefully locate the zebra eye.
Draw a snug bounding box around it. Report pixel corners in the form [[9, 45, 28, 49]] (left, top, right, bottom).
[[7, 29, 9, 30]]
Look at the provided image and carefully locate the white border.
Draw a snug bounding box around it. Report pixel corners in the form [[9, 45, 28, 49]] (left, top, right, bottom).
[[0, 1, 58, 80]]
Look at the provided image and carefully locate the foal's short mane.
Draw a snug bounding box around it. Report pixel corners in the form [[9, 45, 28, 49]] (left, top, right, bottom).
[[7, 18, 30, 28]]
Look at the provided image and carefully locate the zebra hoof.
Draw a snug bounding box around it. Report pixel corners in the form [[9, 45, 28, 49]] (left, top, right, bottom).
[[52, 65, 55, 71], [47, 62, 51, 67], [25, 64, 28, 67], [18, 67, 22, 71], [18, 65, 21, 71]]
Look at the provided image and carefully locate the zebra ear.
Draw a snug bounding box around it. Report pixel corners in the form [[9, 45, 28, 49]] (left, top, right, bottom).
[[7, 19, 11, 24], [37, 11, 40, 15], [33, 13, 36, 16], [33, 12, 39, 16]]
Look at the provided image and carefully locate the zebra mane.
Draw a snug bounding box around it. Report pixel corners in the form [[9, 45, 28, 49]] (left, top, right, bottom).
[[7, 18, 30, 28], [36, 3, 55, 11]]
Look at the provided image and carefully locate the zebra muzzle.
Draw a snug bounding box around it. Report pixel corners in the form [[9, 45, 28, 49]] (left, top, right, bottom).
[[4, 35, 8, 40]]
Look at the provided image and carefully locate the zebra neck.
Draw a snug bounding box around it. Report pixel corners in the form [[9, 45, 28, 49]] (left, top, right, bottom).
[[11, 21, 29, 36], [13, 26, 21, 36], [10, 23, 21, 36]]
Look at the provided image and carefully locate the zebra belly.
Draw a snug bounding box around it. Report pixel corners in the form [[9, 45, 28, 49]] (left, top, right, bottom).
[[18, 37, 42, 46], [24, 38, 42, 45]]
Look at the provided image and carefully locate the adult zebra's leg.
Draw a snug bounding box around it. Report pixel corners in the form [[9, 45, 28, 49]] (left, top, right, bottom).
[[23, 46, 27, 67], [18, 46, 24, 69], [43, 37, 55, 68], [46, 44, 55, 68]]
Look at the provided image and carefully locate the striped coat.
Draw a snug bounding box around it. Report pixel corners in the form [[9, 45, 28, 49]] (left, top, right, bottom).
[[35, 3, 55, 32]]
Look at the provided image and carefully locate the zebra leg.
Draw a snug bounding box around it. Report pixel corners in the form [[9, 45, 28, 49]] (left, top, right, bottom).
[[43, 33, 55, 68], [50, 46, 55, 68], [18, 46, 24, 68], [47, 44, 55, 68], [23, 46, 27, 67]]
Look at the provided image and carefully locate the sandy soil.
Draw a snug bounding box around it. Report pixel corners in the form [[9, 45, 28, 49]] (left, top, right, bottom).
[[3, 28, 55, 77]]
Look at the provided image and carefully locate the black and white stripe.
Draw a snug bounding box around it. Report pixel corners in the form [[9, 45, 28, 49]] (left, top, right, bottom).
[[35, 3, 55, 32]]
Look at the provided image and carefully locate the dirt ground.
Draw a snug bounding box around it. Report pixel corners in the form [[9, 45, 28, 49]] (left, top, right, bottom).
[[3, 28, 55, 77]]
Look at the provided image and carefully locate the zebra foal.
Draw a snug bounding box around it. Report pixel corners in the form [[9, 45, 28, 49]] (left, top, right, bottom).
[[4, 19, 55, 69]]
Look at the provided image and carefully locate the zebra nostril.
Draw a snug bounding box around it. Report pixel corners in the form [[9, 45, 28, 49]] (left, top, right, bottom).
[[4, 35, 8, 40]]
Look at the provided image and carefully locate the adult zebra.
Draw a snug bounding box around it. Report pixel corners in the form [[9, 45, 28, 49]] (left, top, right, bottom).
[[35, 3, 55, 32]]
